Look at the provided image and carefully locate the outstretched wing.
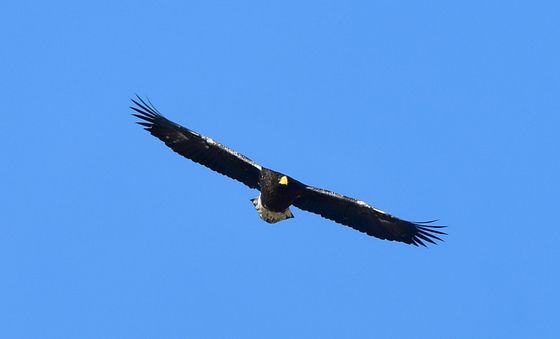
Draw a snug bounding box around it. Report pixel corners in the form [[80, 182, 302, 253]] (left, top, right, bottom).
[[131, 96, 262, 189], [293, 186, 445, 246]]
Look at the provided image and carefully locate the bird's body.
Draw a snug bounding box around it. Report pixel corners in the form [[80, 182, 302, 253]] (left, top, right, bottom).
[[251, 169, 304, 223], [257, 170, 301, 217], [131, 97, 445, 246]]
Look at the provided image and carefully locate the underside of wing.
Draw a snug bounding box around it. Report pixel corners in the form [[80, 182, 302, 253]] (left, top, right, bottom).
[[131, 96, 262, 189], [293, 186, 445, 246]]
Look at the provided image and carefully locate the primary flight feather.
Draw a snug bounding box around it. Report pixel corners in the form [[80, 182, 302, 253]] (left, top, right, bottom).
[[131, 96, 445, 246]]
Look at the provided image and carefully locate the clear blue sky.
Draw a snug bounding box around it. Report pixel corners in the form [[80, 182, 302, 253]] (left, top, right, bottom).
[[1, 1, 559, 338]]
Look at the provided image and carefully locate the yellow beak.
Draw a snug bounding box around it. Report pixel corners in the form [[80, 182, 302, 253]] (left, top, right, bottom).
[[279, 175, 289, 186]]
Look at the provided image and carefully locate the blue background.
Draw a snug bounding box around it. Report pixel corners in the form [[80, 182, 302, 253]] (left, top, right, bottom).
[[1, 1, 559, 338]]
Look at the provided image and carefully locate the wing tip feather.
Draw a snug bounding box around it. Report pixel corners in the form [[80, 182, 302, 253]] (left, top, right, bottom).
[[130, 95, 161, 120], [411, 221, 446, 247]]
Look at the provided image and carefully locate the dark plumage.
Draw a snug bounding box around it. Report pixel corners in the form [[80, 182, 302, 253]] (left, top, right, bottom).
[[131, 96, 446, 246]]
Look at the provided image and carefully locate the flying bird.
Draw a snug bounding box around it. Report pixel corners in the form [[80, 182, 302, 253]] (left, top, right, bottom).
[[131, 96, 445, 246]]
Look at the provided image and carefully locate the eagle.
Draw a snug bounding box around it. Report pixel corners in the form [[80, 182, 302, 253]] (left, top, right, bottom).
[[131, 96, 445, 246]]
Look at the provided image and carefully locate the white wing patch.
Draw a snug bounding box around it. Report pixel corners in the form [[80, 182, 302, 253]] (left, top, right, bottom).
[[356, 199, 387, 214]]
